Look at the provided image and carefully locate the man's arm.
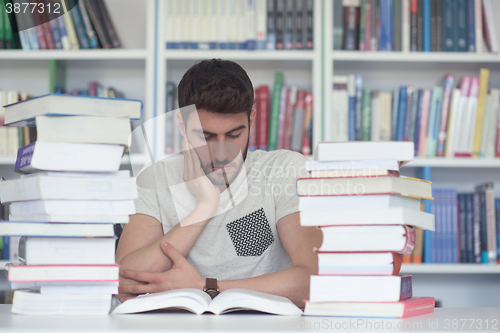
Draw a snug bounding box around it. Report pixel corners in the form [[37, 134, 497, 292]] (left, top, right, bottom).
[[218, 212, 322, 308]]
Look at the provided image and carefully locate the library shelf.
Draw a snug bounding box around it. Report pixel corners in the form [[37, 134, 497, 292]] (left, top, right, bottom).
[[165, 50, 316, 61], [400, 264, 500, 274], [0, 49, 148, 60], [406, 158, 500, 168], [331, 51, 500, 63]]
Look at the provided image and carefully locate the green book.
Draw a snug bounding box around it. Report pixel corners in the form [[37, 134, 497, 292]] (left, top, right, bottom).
[[0, 2, 4, 49], [359, 0, 366, 50], [3, 6, 13, 49], [361, 88, 372, 141], [267, 72, 284, 151]]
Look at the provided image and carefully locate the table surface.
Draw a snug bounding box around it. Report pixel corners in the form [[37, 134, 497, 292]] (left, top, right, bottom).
[[0, 304, 499, 333]]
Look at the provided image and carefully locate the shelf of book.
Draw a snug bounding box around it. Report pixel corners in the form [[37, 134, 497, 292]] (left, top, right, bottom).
[[0, 49, 148, 60], [331, 51, 500, 63], [400, 264, 500, 274], [165, 50, 316, 61]]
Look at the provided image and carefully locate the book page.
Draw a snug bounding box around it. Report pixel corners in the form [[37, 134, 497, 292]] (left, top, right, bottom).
[[208, 289, 302, 316], [111, 288, 211, 315]]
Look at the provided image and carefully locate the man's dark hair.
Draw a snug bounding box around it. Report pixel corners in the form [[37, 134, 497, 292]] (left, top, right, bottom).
[[177, 59, 254, 121]]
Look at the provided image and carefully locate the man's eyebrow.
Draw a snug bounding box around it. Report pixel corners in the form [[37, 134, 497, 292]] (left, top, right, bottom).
[[192, 125, 247, 136]]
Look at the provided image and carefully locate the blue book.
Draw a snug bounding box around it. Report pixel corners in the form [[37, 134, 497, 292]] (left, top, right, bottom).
[[267, 0, 276, 50], [467, 0, 476, 51], [458, 194, 467, 262], [432, 189, 439, 263], [379, 0, 393, 51], [442, 0, 454, 51], [479, 191, 489, 263], [456, 0, 467, 52], [3, 236, 9, 260], [420, 166, 432, 263], [413, 90, 424, 156], [472, 192, 482, 263], [391, 88, 399, 141], [68, 0, 90, 49], [451, 189, 459, 263], [348, 76, 356, 141], [466, 193, 474, 263], [55, 16, 68, 49], [395, 86, 407, 141], [423, 0, 431, 52], [47, 13, 62, 49]]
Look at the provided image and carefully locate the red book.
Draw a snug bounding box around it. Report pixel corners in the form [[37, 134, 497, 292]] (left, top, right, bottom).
[[249, 88, 258, 151], [301, 93, 313, 155], [276, 86, 289, 149], [364, 0, 372, 51], [257, 85, 269, 151], [304, 297, 435, 318]]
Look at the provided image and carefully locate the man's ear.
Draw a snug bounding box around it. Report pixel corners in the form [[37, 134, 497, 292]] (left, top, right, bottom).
[[249, 108, 257, 134], [176, 111, 187, 137]]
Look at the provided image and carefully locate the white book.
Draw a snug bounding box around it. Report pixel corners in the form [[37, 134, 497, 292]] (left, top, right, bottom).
[[40, 285, 118, 295], [255, 0, 267, 49], [8, 265, 119, 283], [236, 0, 247, 48], [182, 0, 191, 47], [300, 207, 434, 230], [0, 221, 115, 237], [209, 0, 218, 47], [227, 0, 237, 47], [12, 291, 112, 315], [22, 170, 131, 178], [371, 91, 380, 141], [378, 92, 393, 141], [112, 288, 302, 315], [19, 237, 116, 265], [9, 214, 129, 224], [10, 199, 135, 216], [331, 76, 349, 142], [480, 93, 495, 157], [464, 95, 479, 156], [199, 0, 210, 49], [482, 0, 498, 53], [485, 89, 500, 158], [191, 0, 200, 48], [9, 280, 119, 290], [218, 0, 228, 47], [475, 0, 483, 53], [4, 94, 142, 126], [299, 194, 421, 211], [312, 141, 414, 162], [452, 84, 471, 155], [0, 175, 137, 203], [246, 0, 256, 49], [305, 159, 400, 171], [444, 89, 461, 157], [35, 115, 132, 147], [14, 142, 124, 174], [402, 0, 410, 52]]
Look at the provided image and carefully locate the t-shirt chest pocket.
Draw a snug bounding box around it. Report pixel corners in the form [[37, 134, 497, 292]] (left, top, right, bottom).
[[225, 208, 274, 256]]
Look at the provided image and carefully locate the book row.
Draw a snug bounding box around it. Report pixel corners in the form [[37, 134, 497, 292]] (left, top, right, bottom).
[[334, 0, 498, 53], [404, 185, 500, 264], [165, 73, 314, 155], [2, 0, 121, 50], [331, 69, 500, 158], [165, 0, 314, 50]]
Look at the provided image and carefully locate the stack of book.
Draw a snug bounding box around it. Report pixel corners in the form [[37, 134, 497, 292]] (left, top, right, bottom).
[[0, 94, 142, 315], [299, 141, 436, 318]]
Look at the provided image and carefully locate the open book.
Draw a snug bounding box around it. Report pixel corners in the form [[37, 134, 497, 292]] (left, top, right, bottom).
[[111, 288, 303, 316]]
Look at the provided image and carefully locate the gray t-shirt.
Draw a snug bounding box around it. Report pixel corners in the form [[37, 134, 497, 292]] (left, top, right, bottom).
[[134, 149, 309, 281]]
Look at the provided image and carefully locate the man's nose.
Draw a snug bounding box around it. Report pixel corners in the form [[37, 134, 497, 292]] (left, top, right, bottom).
[[209, 140, 230, 162]]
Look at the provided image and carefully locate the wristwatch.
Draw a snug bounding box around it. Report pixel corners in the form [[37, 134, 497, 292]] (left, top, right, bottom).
[[203, 278, 220, 299]]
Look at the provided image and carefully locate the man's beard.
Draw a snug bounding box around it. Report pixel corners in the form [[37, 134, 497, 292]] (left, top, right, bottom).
[[202, 137, 249, 187]]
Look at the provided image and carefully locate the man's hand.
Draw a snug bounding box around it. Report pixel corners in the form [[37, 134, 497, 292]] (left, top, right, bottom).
[[118, 242, 204, 302]]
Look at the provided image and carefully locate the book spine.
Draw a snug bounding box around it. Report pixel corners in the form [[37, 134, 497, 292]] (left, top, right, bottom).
[[416, 0, 423, 51], [496, 101, 500, 157], [46, 11, 62, 49], [304, 0, 313, 49], [95, 0, 121, 48], [393, 0, 402, 51], [291, 0, 299, 49], [333, 0, 344, 50], [14, 142, 36, 173], [403, 87, 413, 141], [496, 199, 500, 262], [399, 274, 413, 300], [354, 74, 363, 140], [472, 192, 482, 263], [277, 86, 289, 149], [218, 0, 227, 49], [283, 86, 297, 150], [55, 16, 69, 50], [391, 87, 399, 140], [268, 72, 284, 151], [482, 0, 498, 53], [379, 0, 393, 51], [370, 91, 380, 141], [301, 93, 313, 155], [435, 0, 442, 51], [3, 237, 9, 260], [275, 0, 285, 49], [436, 74, 454, 157], [257, 86, 269, 150], [284, 0, 293, 49], [408, 88, 420, 142], [237, 0, 247, 49], [291, 90, 306, 151], [442, 0, 453, 51], [417, 89, 431, 156], [456, 0, 467, 51], [474, 0, 482, 53], [402, 297, 436, 318], [458, 194, 466, 262], [359, 0, 366, 50], [413, 90, 424, 155], [371, 0, 379, 50], [62, 2, 80, 49], [256, 0, 267, 49], [361, 88, 371, 140], [0, 8, 4, 49], [422, 0, 430, 51], [348, 75, 356, 141], [472, 69, 490, 158], [84, 0, 108, 48], [396, 86, 407, 141], [365, 0, 372, 50], [343, 1, 360, 50], [480, 191, 488, 263], [78, 0, 99, 48], [430, 0, 437, 51], [33, 13, 48, 49], [266, 0, 276, 49], [402, 0, 410, 51], [410, 0, 417, 51], [69, 0, 90, 49]]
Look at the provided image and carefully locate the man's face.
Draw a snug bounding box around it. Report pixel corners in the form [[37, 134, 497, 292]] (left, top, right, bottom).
[[183, 109, 253, 188]]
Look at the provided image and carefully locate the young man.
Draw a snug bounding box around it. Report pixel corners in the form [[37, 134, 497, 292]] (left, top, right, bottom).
[[116, 59, 322, 307]]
